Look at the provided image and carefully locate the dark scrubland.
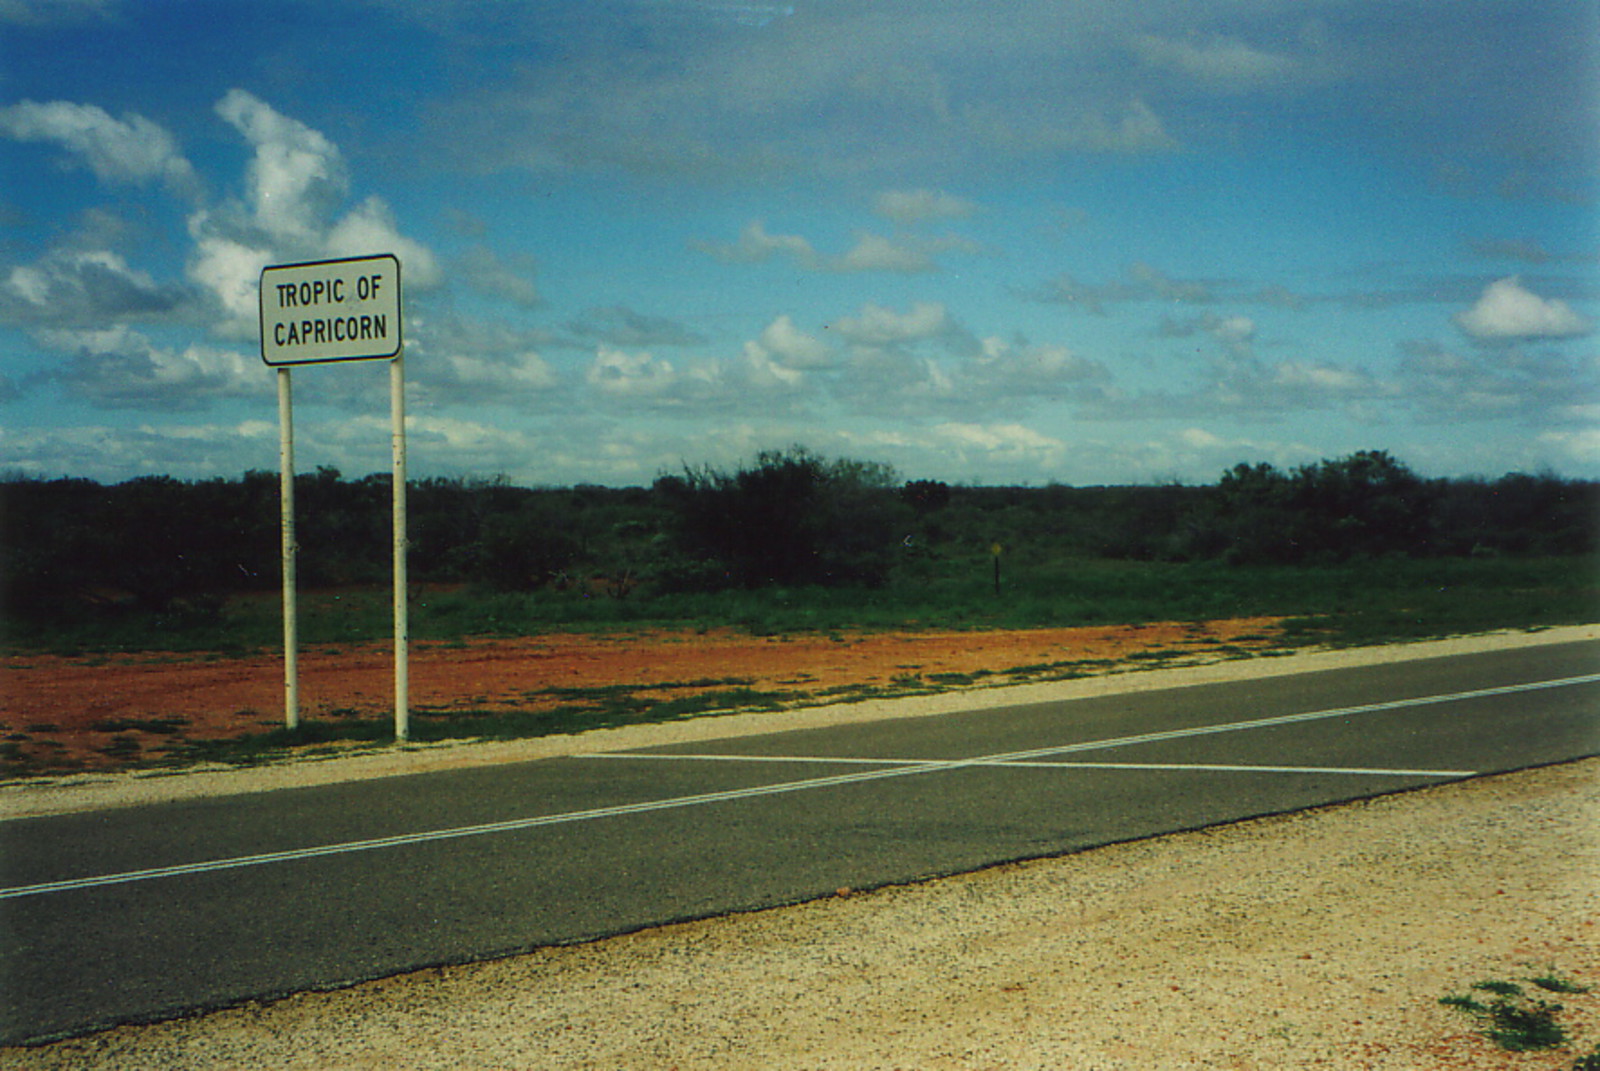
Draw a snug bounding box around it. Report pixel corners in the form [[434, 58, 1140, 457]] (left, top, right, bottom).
[[2, 447, 1595, 653]]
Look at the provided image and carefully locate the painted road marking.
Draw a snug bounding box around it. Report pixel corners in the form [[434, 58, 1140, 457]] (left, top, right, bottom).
[[3, 671, 1594, 901], [586, 753, 1480, 777]]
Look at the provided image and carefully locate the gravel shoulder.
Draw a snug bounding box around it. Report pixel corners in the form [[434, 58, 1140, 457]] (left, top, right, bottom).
[[4, 624, 1596, 820], [3, 627, 1597, 1069]]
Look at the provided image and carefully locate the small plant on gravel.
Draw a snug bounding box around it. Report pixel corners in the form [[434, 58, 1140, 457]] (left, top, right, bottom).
[[1440, 975, 1576, 1053], [1572, 1043, 1600, 1071], [1531, 972, 1592, 996]]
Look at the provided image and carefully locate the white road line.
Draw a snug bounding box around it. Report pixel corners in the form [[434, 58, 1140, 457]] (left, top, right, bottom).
[[3, 671, 1592, 901], [585, 753, 1479, 778], [0, 765, 941, 901]]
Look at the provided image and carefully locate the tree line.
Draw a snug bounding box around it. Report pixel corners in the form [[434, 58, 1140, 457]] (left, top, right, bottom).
[[1, 448, 1594, 627]]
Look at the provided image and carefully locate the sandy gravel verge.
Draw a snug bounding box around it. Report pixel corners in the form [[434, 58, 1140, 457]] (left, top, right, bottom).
[[3, 626, 1596, 1068], [7, 758, 1596, 1070]]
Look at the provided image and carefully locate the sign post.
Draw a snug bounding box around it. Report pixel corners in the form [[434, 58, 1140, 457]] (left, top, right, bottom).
[[260, 254, 408, 740], [279, 368, 299, 730], [390, 352, 408, 741]]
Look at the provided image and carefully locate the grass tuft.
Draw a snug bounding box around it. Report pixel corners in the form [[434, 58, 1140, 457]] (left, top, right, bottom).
[[1441, 972, 1587, 1053]]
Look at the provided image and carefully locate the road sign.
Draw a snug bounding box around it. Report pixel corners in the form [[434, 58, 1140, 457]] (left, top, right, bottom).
[[260, 254, 402, 366], [261, 251, 411, 741]]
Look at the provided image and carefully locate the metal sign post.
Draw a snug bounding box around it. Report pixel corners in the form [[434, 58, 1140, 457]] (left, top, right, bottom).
[[260, 254, 407, 741], [391, 352, 409, 741], [279, 367, 299, 730]]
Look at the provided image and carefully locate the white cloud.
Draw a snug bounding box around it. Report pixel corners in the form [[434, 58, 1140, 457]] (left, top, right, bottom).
[[970, 335, 1110, 395], [0, 99, 198, 194], [1030, 262, 1217, 312], [1128, 261, 1215, 303], [0, 0, 112, 26], [43, 326, 263, 409], [586, 345, 685, 398], [325, 196, 442, 287], [1538, 428, 1600, 467], [1454, 276, 1592, 340], [1269, 360, 1370, 394], [1210, 315, 1257, 345], [693, 220, 815, 265], [2, 247, 182, 325], [184, 222, 271, 330], [737, 341, 805, 390], [0, 420, 278, 481], [215, 88, 348, 245], [1133, 33, 1305, 88], [755, 314, 832, 369], [832, 301, 953, 345], [416, 350, 559, 405], [184, 91, 440, 331], [928, 422, 1068, 467], [457, 245, 540, 308], [1398, 337, 1596, 421], [873, 188, 978, 224], [834, 232, 939, 274], [1159, 313, 1256, 346], [696, 221, 974, 274], [566, 305, 705, 348]]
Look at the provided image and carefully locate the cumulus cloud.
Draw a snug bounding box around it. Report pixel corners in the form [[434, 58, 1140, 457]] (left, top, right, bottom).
[[1159, 312, 1257, 345], [0, 99, 198, 195], [187, 90, 441, 331], [1399, 338, 1597, 421], [1454, 276, 1592, 340], [1193, 349, 1387, 414], [431, 6, 1192, 182], [184, 223, 271, 329], [0, 420, 279, 481], [0, 0, 115, 27], [736, 340, 805, 391], [1132, 33, 1306, 89], [43, 326, 262, 409], [831, 301, 955, 346], [754, 313, 832, 369], [2, 247, 185, 326], [928, 422, 1068, 468], [1027, 262, 1217, 313], [457, 245, 540, 308], [566, 306, 706, 348], [395, 313, 564, 408], [586, 345, 693, 399], [693, 220, 815, 266], [420, 350, 558, 403], [325, 196, 441, 286], [838, 348, 956, 409], [873, 188, 978, 224], [214, 88, 348, 245], [695, 220, 974, 274], [969, 335, 1110, 397], [833, 232, 940, 274]]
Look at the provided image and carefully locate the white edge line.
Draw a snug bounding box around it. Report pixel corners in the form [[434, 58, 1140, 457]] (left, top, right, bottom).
[[583, 753, 1478, 778], [4, 672, 1590, 901]]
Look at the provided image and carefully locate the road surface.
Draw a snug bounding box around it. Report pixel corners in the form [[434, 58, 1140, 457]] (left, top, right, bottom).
[[2, 639, 1596, 1045]]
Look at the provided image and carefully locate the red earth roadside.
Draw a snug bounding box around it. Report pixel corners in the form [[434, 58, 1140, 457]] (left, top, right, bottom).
[[0, 617, 1287, 774]]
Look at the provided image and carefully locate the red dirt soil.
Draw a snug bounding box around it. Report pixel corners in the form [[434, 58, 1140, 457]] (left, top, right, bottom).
[[0, 618, 1287, 774]]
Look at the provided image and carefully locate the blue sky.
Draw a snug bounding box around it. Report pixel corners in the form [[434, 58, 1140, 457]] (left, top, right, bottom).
[[1, 0, 1596, 487]]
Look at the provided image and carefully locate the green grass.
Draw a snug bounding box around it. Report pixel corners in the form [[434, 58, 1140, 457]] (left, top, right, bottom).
[[145, 682, 798, 769], [1440, 971, 1593, 1054], [6, 553, 1592, 656]]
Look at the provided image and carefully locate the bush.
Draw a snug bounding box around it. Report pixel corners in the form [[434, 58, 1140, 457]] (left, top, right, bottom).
[[654, 447, 909, 590], [1187, 450, 1435, 564]]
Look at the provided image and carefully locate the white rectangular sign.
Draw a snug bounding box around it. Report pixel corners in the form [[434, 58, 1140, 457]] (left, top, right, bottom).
[[260, 254, 402, 366]]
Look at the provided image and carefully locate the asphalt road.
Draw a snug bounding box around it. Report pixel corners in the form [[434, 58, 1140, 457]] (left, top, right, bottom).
[[2, 639, 1596, 1045]]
